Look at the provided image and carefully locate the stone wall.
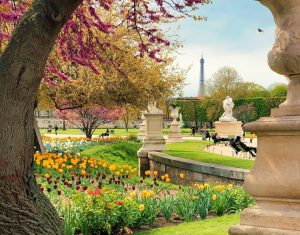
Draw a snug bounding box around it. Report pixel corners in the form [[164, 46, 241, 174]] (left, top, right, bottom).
[[148, 152, 248, 185]]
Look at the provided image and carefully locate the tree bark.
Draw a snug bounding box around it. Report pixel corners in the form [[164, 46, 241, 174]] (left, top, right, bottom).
[[0, 0, 81, 234], [86, 128, 93, 139]]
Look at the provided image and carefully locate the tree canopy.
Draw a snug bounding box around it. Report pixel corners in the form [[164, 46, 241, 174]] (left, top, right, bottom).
[[0, 0, 211, 82], [0, 0, 213, 234]]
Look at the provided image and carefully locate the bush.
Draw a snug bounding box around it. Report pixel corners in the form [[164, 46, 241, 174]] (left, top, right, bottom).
[[126, 134, 139, 142]]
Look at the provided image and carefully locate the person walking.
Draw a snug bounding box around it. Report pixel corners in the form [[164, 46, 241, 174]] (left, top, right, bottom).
[[191, 125, 196, 136], [206, 130, 211, 141], [249, 132, 255, 144], [54, 125, 58, 135]]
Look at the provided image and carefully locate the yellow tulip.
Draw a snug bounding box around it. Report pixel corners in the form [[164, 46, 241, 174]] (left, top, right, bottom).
[[139, 204, 145, 212]]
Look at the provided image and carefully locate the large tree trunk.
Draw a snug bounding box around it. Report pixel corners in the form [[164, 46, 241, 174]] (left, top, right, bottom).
[[0, 0, 81, 234], [86, 129, 93, 139]]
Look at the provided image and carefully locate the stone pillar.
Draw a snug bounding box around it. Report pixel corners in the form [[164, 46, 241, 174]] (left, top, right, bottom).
[[137, 109, 166, 176], [229, 1, 300, 234], [137, 111, 146, 141], [167, 107, 183, 143]]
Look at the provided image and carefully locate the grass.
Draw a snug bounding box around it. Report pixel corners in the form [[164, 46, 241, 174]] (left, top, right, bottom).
[[136, 213, 240, 235], [40, 126, 256, 139], [39, 128, 206, 137], [80, 141, 141, 167], [165, 141, 254, 170], [40, 128, 140, 136]]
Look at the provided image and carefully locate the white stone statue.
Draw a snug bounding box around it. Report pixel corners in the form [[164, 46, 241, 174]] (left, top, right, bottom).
[[179, 113, 184, 127], [219, 96, 237, 122], [147, 101, 163, 114]]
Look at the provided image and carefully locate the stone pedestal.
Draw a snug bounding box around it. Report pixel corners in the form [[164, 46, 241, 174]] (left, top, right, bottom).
[[229, 0, 300, 233], [138, 113, 166, 176], [167, 122, 183, 143], [229, 116, 300, 234], [137, 111, 146, 141], [214, 121, 243, 137], [167, 107, 183, 143]]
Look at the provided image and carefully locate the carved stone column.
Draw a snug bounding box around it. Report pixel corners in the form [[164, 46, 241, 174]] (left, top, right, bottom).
[[229, 1, 300, 234], [137, 111, 146, 141]]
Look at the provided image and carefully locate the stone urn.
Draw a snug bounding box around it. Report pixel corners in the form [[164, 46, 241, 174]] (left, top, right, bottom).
[[170, 107, 180, 124], [229, 1, 300, 234], [265, 0, 300, 116]]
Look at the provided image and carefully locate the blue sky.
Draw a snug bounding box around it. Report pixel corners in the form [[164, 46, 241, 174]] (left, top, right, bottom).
[[171, 0, 286, 97]]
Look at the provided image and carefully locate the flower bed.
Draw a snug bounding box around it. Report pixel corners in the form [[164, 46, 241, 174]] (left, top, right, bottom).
[[34, 152, 254, 235], [43, 136, 125, 154]]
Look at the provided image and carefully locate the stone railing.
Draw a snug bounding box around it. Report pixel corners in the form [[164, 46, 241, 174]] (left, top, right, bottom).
[[148, 152, 248, 185]]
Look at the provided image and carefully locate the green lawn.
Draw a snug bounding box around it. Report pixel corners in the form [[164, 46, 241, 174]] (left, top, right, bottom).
[[39, 128, 203, 137], [40, 128, 140, 136], [136, 213, 240, 235], [165, 141, 254, 170], [80, 141, 141, 167]]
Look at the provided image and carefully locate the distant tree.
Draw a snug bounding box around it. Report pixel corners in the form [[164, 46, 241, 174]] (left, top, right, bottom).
[[270, 84, 287, 97], [234, 104, 256, 123], [56, 105, 124, 139], [121, 105, 140, 132], [241, 82, 270, 98], [174, 99, 208, 127], [206, 66, 243, 100], [205, 67, 244, 122]]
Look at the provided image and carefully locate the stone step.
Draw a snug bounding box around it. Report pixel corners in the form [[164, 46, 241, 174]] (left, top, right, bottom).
[[240, 207, 300, 231]]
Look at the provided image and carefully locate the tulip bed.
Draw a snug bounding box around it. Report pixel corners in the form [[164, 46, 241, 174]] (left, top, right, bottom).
[[43, 136, 126, 155], [34, 144, 254, 235]]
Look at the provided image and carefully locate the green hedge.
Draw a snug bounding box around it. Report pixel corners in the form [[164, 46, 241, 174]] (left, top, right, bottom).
[[174, 97, 286, 124], [234, 97, 285, 120]]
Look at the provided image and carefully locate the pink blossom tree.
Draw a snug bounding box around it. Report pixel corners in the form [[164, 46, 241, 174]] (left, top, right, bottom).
[[0, 0, 211, 233], [56, 105, 124, 138]]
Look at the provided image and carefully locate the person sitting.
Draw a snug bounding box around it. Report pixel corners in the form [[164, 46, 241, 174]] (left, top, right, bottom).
[[100, 129, 110, 138], [211, 133, 228, 144], [229, 138, 240, 155], [234, 136, 256, 157]]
